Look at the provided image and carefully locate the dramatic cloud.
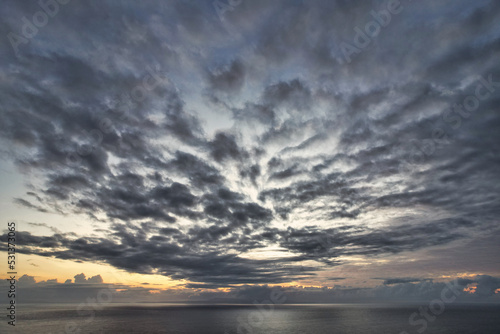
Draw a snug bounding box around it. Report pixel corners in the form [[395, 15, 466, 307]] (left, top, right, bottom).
[[1, 0, 499, 288]]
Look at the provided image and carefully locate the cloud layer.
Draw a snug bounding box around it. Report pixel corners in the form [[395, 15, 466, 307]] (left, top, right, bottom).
[[1, 0, 500, 287], [1, 273, 499, 304]]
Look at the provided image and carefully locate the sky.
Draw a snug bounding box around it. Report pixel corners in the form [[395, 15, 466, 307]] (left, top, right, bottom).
[[0, 0, 500, 304]]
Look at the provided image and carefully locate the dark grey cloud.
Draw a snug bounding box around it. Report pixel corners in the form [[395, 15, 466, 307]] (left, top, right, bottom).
[[376, 277, 433, 286], [268, 164, 302, 181], [74, 273, 103, 284], [13, 198, 48, 213], [207, 59, 246, 93], [262, 79, 312, 112], [239, 164, 261, 185], [273, 217, 475, 264], [208, 132, 248, 162], [168, 151, 225, 189]]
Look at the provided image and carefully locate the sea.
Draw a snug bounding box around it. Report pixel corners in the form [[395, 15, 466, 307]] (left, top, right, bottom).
[[1, 303, 499, 333]]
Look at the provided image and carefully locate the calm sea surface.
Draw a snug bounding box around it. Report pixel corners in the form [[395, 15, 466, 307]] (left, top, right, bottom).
[[1, 303, 499, 333]]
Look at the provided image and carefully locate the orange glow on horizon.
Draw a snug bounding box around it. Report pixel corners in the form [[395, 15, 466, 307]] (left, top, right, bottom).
[[463, 284, 477, 294], [148, 290, 161, 294]]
